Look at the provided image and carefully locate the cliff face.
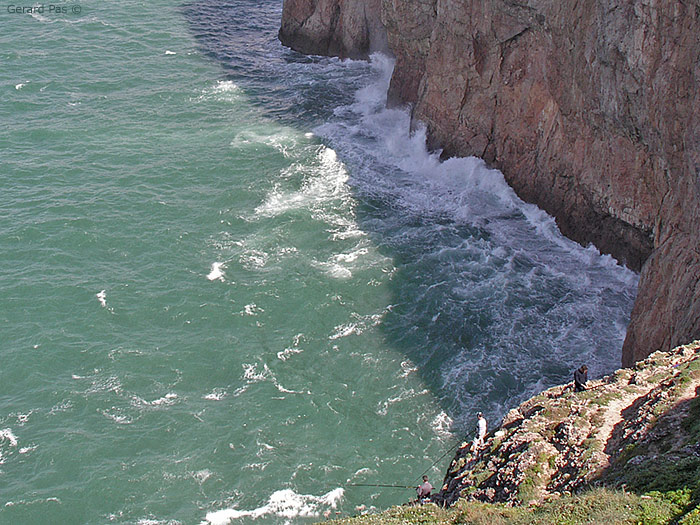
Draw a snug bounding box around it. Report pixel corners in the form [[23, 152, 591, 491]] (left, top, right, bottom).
[[279, 0, 700, 365], [381, 0, 700, 367], [278, 0, 387, 59]]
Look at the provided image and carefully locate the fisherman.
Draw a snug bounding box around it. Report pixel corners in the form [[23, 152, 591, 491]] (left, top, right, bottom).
[[574, 365, 588, 392], [416, 475, 433, 503], [472, 412, 487, 452]]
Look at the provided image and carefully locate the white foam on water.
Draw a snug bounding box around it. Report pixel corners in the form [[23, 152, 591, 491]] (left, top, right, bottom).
[[193, 470, 212, 485], [15, 82, 26, 90], [242, 461, 270, 471], [49, 400, 73, 414], [198, 80, 241, 104], [258, 441, 274, 452], [377, 388, 430, 416], [96, 290, 107, 307], [244, 132, 392, 289], [4, 497, 61, 508], [11, 410, 35, 426], [254, 146, 350, 220], [207, 262, 226, 281], [229, 129, 304, 158], [131, 393, 178, 407], [329, 311, 386, 340], [275, 383, 310, 395], [241, 362, 308, 395], [85, 374, 122, 395], [149, 393, 178, 406], [0, 428, 18, 447], [399, 360, 418, 378], [348, 467, 376, 481], [203, 389, 227, 401], [431, 411, 454, 440], [313, 245, 380, 280], [317, 261, 353, 280], [277, 334, 305, 361], [242, 303, 263, 316], [213, 80, 238, 92], [242, 363, 271, 383], [239, 249, 269, 270], [277, 347, 303, 361], [231, 386, 248, 397], [203, 488, 344, 524], [136, 519, 180, 525], [100, 410, 132, 425], [29, 12, 50, 23]]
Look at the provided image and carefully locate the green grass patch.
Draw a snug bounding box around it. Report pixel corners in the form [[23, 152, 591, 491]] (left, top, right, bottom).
[[327, 489, 682, 524]]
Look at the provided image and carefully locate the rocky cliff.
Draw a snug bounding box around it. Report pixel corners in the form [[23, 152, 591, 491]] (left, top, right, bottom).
[[278, 0, 700, 366], [278, 0, 387, 59], [437, 341, 700, 508]]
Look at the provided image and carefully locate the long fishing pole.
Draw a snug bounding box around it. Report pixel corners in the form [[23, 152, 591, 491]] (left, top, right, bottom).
[[418, 430, 475, 480], [348, 431, 478, 492], [348, 483, 414, 489]]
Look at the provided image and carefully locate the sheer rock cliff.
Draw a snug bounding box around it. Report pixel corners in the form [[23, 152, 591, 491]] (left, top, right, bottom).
[[278, 0, 700, 366]]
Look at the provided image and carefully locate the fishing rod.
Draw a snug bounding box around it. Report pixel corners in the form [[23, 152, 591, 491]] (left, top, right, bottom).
[[348, 483, 414, 489], [418, 429, 475, 480], [349, 429, 479, 491]]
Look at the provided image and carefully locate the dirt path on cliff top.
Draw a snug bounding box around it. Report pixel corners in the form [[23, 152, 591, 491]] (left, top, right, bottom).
[[592, 386, 649, 468], [592, 375, 700, 466]]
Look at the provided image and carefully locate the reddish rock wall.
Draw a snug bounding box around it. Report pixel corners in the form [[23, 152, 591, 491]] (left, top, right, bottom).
[[279, 0, 700, 365], [279, 0, 387, 59]]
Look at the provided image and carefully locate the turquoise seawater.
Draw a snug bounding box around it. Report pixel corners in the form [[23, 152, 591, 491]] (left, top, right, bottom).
[[1, 1, 638, 523]]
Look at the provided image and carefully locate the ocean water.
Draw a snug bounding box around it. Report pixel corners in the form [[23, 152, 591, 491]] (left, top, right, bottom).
[[0, 1, 638, 523]]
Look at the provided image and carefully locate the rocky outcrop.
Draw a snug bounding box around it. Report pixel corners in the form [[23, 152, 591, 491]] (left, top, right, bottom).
[[278, 0, 387, 59], [437, 341, 700, 506], [279, 0, 700, 365]]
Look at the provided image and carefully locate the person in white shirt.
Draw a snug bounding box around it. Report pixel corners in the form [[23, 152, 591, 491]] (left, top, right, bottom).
[[472, 412, 487, 452]]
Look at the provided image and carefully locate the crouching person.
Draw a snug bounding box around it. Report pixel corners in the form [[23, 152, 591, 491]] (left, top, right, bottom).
[[416, 475, 433, 504]]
